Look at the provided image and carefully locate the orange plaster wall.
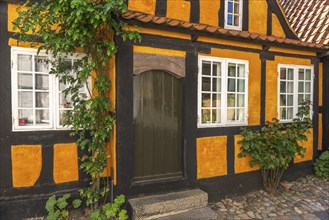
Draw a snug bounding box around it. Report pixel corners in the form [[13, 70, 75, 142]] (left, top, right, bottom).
[[166, 0, 190, 22], [197, 136, 227, 179], [318, 114, 323, 150], [199, 0, 220, 27], [8, 3, 22, 33], [272, 13, 286, 38], [319, 63, 323, 106], [11, 145, 42, 187], [294, 129, 313, 163], [198, 36, 262, 50], [234, 135, 260, 174], [265, 57, 312, 121], [206, 48, 261, 126], [248, 0, 267, 35], [53, 143, 79, 183], [128, 0, 156, 15]]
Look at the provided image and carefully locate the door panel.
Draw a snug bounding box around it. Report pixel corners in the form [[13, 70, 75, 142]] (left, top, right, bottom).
[[133, 70, 182, 182]]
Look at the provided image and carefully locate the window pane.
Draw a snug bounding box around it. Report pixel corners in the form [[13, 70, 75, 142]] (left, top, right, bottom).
[[18, 55, 32, 71], [298, 94, 304, 105], [212, 94, 221, 108], [280, 68, 286, 79], [298, 82, 304, 92], [227, 94, 235, 107], [18, 73, 33, 89], [237, 79, 245, 92], [237, 64, 245, 77], [212, 109, 221, 123], [287, 107, 293, 119], [228, 1, 233, 13], [36, 110, 50, 125], [305, 69, 311, 80], [237, 109, 244, 122], [35, 56, 49, 72], [234, 3, 239, 13], [18, 109, 34, 126], [237, 94, 244, 107], [280, 82, 286, 93], [234, 15, 239, 26], [60, 93, 73, 108], [305, 94, 311, 101], [298, 69, 304, 80], [59, 110, 68, 126], [287, 95, 293, 106], [280, 108, 286, 119], [227, 109, 235, 121], [228, 63, 236, 77], [202, 109, 211, 124], [288, 69, 294, 80], [213, 62, 221, 76], [35, 74, 49, 90], [227, 14, 233, 25], [202, 93, 211, 107], [202, 62, 211, 76], [36, 92, 49, 108], [59, 81, 68, 91], [18, 91, 33, 108], [212, 78, 221, 92], [280, 95, 286, 106], [305, 82, 311, 93], [287, 82, 294, 93], [228, 79, 236, 92], [202, 77, 211, 91]]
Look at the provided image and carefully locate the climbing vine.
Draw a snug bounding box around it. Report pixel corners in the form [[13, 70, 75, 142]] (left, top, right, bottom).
[[13, 0, 140, 218]]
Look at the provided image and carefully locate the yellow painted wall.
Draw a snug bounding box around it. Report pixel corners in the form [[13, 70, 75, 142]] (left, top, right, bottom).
[[128, 0, 156, 15], [319, 114, 323, 150], [272, 13, 286, 38], [197, 136, 227, 179], [266, 56, 312, 121], [198, 36, 262, 50], [203, 48, 261, 126], [269, 47, 316, 57], [8, 3, 23, 33], [248, 0, 267, 35], [11, 145, 42, 187], [53, 143, 79, 183], [294, 129, 313, 163], [199, 0, 220, 26], [319, 63, 323, 106], [128, 26, 191, 40], [234, 135, 260, 173], [166, 0, 190, 22], [134, 45, 186, 57]]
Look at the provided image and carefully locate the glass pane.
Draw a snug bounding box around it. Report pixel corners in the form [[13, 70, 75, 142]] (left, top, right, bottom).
[[227, 14, 233, 25], [287, 95, 293, 106], [18, 55, 32, 71], [305, 69, 311, 80], [201, 109, 211, 124], [202, 93, 211, 107], [35, 110, 50, 125], [213, 78, 221, 92], [234, 3, 239, 13], [202, 62, 211, 76], [212, 109, 221, 123], [305, 94, 311, 101], [36, 92, 49, 108], [305, 82, 311, 93], [18, 109, 34, 126], [287, 82, 294, 93], [237, 79, 245, 92], [212, 94, 221, 108], [234, 15, 239, 26], [280, 82, 286, 93], [228, 63, 236, 77], [280, 68, 286, 79], [213, 62, 221, 76], [18, 91, 33, 108], [237, 109, 244, 122], [237, 94, 244, 107], [35, 56, 49, 72], [288, 69, 294, 80], [227, 94, 235, 107], [59, 81, 68, 91], [298, 82, 304, 93], [228, 1, 233, 13], [60, 93, 73, 108], [298, 94, 304, 105], [280, 108, 286, 120], [227, 109, 235, 121], [59, 110, 68, 126], [18, 73, 33, 89], [280, 95, 286, 106], [237, 64, 245, 77], [35, 74, 49, 90], [299, 69, 304, 80], [202, 77, 211, 91], [287, 108, 293, 119], [228, 78, 236, 92]]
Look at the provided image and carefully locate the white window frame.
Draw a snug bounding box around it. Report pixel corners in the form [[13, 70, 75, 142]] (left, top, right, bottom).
[[277, 64, 314, 123], [11, 47, 88, 131], [198, 56, 249, 128], [224, 0, 243, 30]]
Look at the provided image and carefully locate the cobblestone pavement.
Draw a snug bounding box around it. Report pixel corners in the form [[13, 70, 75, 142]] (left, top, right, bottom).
[[211, 175, 329, 220]]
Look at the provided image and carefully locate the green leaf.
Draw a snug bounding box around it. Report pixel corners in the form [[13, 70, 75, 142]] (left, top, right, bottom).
[[72, 199, 82, 208]]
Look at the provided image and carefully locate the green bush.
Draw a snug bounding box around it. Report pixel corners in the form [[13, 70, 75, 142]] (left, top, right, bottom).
[[314, 151, 329, 181], [45, 194, 81, 220]]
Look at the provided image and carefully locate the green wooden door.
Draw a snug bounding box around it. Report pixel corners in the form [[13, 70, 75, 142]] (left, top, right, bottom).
[[133, 70, 182, 182]]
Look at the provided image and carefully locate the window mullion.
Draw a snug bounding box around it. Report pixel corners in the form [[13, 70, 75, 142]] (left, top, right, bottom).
[[294, 67, 298, 118], [222, 60, 227, 125]]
